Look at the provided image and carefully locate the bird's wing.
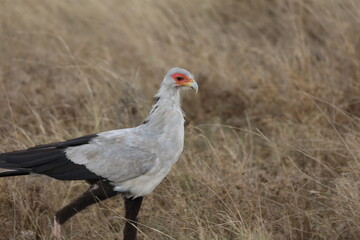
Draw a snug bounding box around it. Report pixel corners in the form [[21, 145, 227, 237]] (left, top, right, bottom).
[[65, 130, 157, 183], [0, 131, 157, 182]]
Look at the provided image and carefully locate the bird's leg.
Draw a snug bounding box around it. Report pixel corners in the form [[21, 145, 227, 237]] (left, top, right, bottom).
[[123, 196, 143, 240], [53, 180, 118, 237], [85, 179, 101, 185]]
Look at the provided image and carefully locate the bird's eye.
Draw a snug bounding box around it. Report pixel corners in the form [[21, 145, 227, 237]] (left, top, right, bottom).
[[176, 76, 184, 81]]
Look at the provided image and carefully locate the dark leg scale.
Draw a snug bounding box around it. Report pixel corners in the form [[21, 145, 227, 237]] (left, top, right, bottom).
[[54, 181, 143, 240], [55, 180, 118, 224], [123, 197, 143, 240]]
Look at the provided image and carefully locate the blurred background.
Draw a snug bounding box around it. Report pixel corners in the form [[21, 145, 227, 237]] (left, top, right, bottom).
[[0, 0, 360, 239]]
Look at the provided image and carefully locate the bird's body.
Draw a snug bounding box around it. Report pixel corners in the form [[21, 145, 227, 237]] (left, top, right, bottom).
[[66, 88, 185, 197], [0, 67, 198, 240]]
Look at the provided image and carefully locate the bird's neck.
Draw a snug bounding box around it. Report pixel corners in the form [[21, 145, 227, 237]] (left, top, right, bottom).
[[156, 85, 181, 104], [142, 86, 184, 130]]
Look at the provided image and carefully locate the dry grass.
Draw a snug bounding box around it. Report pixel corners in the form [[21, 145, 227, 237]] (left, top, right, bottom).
[[1, 0, 360, 239]]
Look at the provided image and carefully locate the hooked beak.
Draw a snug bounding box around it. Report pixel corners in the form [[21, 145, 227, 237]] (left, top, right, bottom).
[[183, 79, 199, 93]]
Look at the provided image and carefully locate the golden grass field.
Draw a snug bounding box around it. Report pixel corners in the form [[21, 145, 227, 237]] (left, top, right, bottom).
[[1, 0, 360, 239]]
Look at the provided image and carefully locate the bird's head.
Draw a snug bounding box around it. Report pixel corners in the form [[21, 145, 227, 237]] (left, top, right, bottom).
[[162, 67, 198, 93]]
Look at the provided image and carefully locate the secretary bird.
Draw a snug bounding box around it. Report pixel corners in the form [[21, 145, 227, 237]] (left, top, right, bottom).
[[0, 67, 198, 240]]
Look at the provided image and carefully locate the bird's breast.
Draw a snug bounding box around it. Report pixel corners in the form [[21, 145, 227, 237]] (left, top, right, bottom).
[[113, 158, 171, 197]]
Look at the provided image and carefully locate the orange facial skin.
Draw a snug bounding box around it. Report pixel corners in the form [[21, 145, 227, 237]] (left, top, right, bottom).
[[171, 73, 193, 86]]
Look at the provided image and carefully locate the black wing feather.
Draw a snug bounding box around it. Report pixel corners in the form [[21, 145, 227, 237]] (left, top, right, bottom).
[[0, 134, 102, 180]]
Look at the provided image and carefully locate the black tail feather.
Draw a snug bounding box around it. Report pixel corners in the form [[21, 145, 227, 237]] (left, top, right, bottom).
[[1, 149, 65, 168], [0, 170, 30, 178], [0, 134, 102, 181]]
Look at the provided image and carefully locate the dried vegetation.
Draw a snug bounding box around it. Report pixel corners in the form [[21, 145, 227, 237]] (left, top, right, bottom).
[[1, 0, 360, 239]]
